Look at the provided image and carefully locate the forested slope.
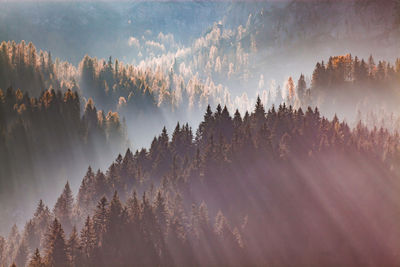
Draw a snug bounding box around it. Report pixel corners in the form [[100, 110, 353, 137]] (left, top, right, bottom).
[[2, 101, 399, 266]]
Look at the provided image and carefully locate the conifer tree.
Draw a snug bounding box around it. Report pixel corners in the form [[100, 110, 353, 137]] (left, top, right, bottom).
[[28, 248, 43, 267], [77, 167, 95, 215], [67, 226, 81, 267], [80, 216, 96, 265], [94, 170, 109, 202], [23, 219, 39, 253], [53, 182, 74, 234], [92, 197, 108, 246], [44, 219, 69, 267], [297, 74, 307, 100], [154, 191, 168, 236]]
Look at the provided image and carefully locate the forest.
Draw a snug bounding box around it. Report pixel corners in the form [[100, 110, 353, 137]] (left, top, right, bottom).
[[0, 0, 400, 266], [1, 100, 400, 266], [0, 37, 400, 266], [1, 40, 400, 267]]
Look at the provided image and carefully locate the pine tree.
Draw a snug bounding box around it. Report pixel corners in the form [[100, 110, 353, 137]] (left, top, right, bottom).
[[92, 197, 108, 246], [297, 74, 307, 100], [23, 219, 39, 253], [126, 190, 141, 222], [28, 248, 43, 267], [233, 109, 242, 146], [196, 105, 214, 147], [154, 191, 168, 236], [53, 182, 74, 234], [94, 170, 109, 202], [311, 62, 325, 89], [220, 105, 233, 141], [121, 148, 135, 187], [253, 96, 266, 128], [67, 226, 81, 267], [376, 61, 385, 81], [107, 192, 123, 234], [34, 200, 45, 218], [44, 219, 69, 267], [77, 166, 95, 215], [368, 54, 376, 78], [80, 216, 96, 264], [358, 59, 368, 82], [139, 192, 161, 266]]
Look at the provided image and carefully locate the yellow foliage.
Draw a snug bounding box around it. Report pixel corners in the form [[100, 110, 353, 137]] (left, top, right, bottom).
[[17, 103, 26, 114], [331, 54, 352, 69], [15, 89, 23, 102]]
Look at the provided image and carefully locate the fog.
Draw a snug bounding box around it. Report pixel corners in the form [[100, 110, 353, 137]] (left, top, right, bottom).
[[0, 0, 399, 240]]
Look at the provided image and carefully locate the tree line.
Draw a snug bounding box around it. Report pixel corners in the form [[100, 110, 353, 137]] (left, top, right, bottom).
[[311, 54, 400, 90]]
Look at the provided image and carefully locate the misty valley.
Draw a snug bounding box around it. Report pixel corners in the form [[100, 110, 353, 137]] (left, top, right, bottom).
[[0, 0, 399, 266]]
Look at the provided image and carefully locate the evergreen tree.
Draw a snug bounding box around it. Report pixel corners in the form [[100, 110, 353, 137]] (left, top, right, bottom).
[[28, 248, 43, 267], [53, 182, 74, 234], [80, 216, 96, 265], [23, 219, 39, 253], [94, 170, 110, 202], [67, 226, 81, 267], [77, 167, 95, 215], [92, 197, 108, 246], [44, 219, 69, 267], [297, 74, 307, 100], [154, 191, 168, 236]]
